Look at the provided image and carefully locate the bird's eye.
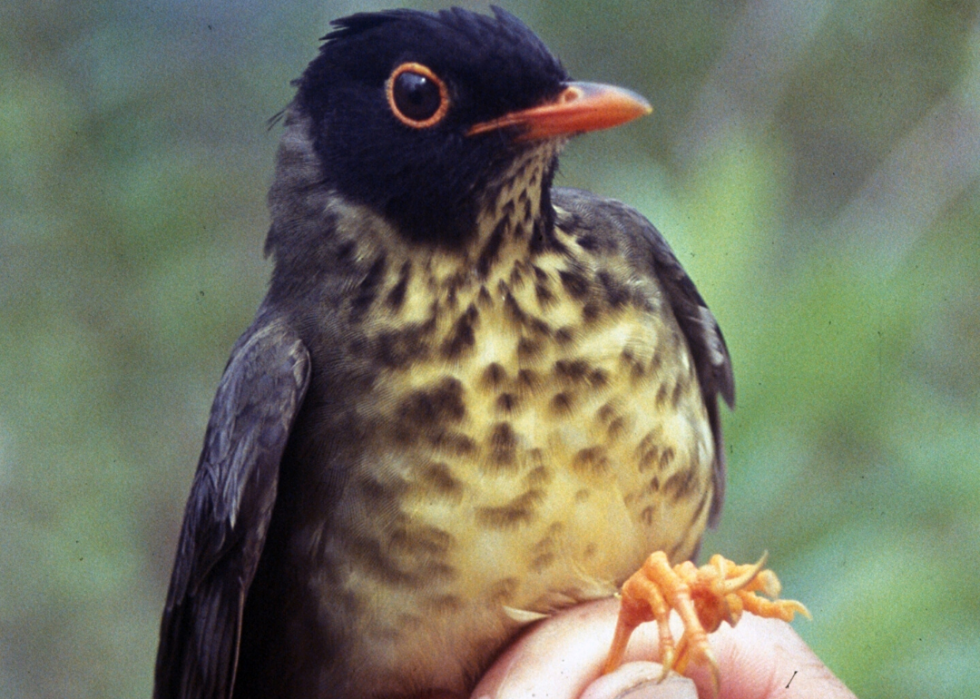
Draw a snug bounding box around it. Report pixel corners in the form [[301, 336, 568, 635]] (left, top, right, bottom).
[[386, 63, 450, 128]]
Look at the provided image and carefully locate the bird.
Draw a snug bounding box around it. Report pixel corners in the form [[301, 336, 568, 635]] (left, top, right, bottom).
[[154, 7, 806, 699]]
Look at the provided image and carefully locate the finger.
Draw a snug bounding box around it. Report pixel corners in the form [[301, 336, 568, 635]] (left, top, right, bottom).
[[472, 598, 693, 699], [709, 614, 858, 699], [580, 663, 697, 699], [470, 598, 618, 699]]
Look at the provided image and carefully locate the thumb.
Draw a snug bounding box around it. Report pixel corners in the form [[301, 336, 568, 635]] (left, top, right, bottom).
[[579, 663, 698, 699]]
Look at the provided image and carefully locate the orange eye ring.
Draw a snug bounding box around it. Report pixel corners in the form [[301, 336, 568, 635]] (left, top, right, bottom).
[[386, 62, 450, 129]]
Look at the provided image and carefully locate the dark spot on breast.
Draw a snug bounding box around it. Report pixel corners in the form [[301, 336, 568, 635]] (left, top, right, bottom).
[[476, 218, 508, 279], [663, 467, 699, 502], [550, 391, 573, 415], [555, 326, 575, 345], [384, 261, 411, 312], [523, 465, 551, 487], [496, 392, 519, 413], [441, 304, 479, 359], [596, 403, 616, 422], [582, 302, 602, 324], [481, 362, 507, 388], [598, 270, 630, 308], [504, 291, 528, 326], [517, 336, 544, 361], [373, 320, 435, 369], [638, 444, 660, 472], [671, 375, 689, 407], [530, 216, 569, 256], [389, 524, 455, 556], [636, 429, 668, 472], [430, 430, 477, 456], [398, 377, 466, 430], [478, 285, 494, 309], [607, 417, 626, 440], [554, 358, 590, 385], [532, 533, 554, 555], [655, 383, 670, 407], [418, 462, 464, 500], [487, 422, 518, 469], [559, 269, 590, 299], [517, 369, 541, 394], [509, 264, 525, 289], [589, 368, 609, 388], [648, 476, 660, 492], [645, 350, 663, 377], [640, 504, 657, 526], [531, 552, 555, 572], [535, 283, 555, 308], [572, 446, 610, 476], [343, 535, 417, 587], [350, 254, 387, 322], [475, 489, 543, 529], [575, 488, 590, 502]]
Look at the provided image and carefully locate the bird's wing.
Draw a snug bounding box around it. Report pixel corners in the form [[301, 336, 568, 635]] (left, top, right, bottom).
[[553, 188, 735, 527], [153, 320, 311, 699]]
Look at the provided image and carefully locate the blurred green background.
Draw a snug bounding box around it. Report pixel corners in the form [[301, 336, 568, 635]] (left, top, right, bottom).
[[2, 1, 978, 697]]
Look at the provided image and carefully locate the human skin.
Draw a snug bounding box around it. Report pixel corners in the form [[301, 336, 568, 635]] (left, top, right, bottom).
[[470, 598, 856, 699]]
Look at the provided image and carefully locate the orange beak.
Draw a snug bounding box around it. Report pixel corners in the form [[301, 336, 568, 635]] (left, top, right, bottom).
[[467, 82, 652, 141]]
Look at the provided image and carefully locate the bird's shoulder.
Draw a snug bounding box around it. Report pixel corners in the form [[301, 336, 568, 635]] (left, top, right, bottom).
[[552, 187, 734, 409], [154, 317, 311, 699], [552, 187, 734, 526]]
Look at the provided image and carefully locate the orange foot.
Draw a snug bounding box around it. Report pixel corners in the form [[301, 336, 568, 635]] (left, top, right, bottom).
[[601, 551, 810, 695]]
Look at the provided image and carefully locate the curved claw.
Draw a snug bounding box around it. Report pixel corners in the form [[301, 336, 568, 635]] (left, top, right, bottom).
[[719, 551, 768, 594], [602, 550, 808, 699]]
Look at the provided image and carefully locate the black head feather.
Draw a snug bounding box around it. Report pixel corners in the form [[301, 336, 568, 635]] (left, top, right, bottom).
[[293, 7, 569, 245]]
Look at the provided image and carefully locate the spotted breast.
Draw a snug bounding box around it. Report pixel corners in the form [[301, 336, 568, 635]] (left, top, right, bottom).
[[251, 129, 720, 697]]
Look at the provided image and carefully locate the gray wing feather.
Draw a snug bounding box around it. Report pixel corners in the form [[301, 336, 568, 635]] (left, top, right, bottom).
[[154, 321, 311, 699]]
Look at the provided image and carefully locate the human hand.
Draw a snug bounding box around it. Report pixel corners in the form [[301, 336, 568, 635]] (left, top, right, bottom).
[[471, 598, 855, 699]]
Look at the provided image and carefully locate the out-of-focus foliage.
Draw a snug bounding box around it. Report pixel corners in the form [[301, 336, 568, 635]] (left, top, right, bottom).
[[2, 1, 978, 697]]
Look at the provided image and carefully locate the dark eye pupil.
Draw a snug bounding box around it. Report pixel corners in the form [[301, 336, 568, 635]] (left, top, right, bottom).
[[393, 71, 441, 121]]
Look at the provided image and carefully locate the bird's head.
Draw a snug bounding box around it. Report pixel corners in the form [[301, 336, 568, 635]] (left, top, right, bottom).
[[280, 7, 650, 249]]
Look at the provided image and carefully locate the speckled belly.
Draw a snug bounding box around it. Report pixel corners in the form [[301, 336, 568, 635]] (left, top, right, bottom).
[[322, 233, 715, 695]]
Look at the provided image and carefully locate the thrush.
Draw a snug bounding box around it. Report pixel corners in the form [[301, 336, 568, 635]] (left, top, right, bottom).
[[154, 8, 806, 699]]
